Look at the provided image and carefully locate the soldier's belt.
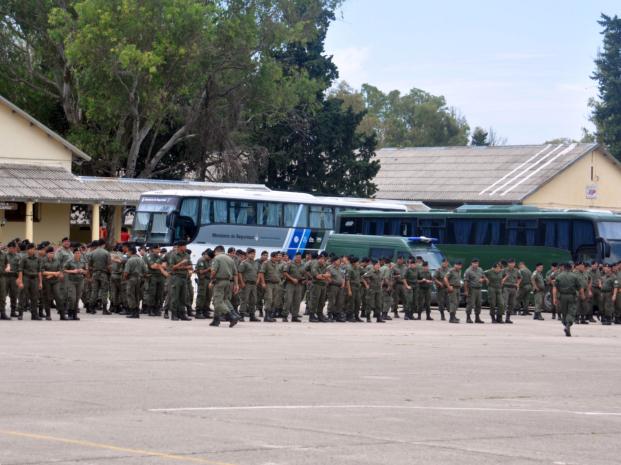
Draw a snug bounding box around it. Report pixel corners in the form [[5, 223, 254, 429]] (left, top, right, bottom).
[[245, 281, 256, 284]]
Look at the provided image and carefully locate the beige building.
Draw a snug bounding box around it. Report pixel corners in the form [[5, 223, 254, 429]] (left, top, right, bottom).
[[374, 143, 621, 211], [0, 95, 266, 244]]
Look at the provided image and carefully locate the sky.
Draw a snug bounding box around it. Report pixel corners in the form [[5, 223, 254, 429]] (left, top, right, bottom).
[[324, 0, 620, 145]]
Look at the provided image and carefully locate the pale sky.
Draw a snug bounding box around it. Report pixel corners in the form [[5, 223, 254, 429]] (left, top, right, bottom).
[[324, 0, 620, 145]]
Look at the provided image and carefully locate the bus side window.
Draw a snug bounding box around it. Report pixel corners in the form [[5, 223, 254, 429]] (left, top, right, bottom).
[[179, 198, 199, 225], [200, 199, 212, 224]]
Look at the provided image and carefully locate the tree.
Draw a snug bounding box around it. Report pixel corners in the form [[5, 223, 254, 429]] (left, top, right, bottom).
[[336, 83, 470, 148], [590, 13, 621, 161], [0, 0, 341, 179], [253, 3, 379, 196], [471, 127, 489, 146]]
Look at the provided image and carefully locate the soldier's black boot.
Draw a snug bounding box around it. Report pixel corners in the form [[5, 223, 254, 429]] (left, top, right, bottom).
[[466, 314, 473, 324], [126, 308, 137, 318], [45, 309, 52, 321], [505, 313, 513, 324], [537, 312, 545, 320], [354, 313, 364, 322], [264, 309, 276, 322], [59, 310, 68, 321], [475, 315, 484, 324], [564, 323, 572, 337], [292, 315, 302, 322], [366, 313, 371, 323], [404, 311, 412, 320], [375, 311, 385, 323], [72, 310, 80, 321], [179, 311, 192, 321], [392, 309, 400, 319], [440, 310, 446, 321], [552, 312, 556, 319], [426, 310, 433, 321], [187, 309, 196, 317], [249, 312, 260, 322], [210, 316, 220, 327], [31, 310, 41, 321], [229, 312, 240, 327], [0, 309, 10, 320], [195, 310, 207, 319], [171, 310, 179, 321], [449, 313, 459, 323], [490, 310, 496, 323]]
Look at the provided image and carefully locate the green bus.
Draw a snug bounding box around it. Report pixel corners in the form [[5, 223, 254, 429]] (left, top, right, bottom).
[[336, 205, 621, 270]]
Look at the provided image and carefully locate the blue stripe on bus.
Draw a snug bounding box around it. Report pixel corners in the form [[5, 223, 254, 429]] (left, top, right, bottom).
[[298, 228, 311, 253]]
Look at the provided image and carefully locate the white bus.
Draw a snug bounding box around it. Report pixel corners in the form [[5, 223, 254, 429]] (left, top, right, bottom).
[[131, 188, 416, 261]]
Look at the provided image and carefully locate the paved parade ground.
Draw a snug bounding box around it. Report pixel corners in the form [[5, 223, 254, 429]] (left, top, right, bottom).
[[1, 312, 621, 465]]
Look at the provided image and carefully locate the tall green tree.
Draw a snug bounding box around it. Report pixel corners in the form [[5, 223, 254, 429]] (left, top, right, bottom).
[[0, 0, 338, 179], [335, 83, 470, 148], [253, 2, 379, 196], [591, 13, 621, 161], [471, 127, 489, 146]]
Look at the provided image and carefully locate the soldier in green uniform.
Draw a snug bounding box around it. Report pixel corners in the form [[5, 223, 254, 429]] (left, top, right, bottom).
[[545, 263, 559, 319], [0, 245, 9, 320], [258, 251, 282, 322], [238, 248, 259, 322], [531, 263, 545, 320], [346, 257, 364, 322], [574, 262, 591, 324], [17, 243, 42, 320], [209, 245, 240, 327], [36, 244, 47, 318], [87, 239, 111, 314], [194, 249, 212, 319], [391, 256, 408, 319], [123, 246, 147, 318], [326, 256, 347, 322], [380, 258, 394, 321], [417, 261, 434, 320], [144, 245, 167, 317], [516, 261, 533, 315], [362, 260, 384, 323], [109, 245, 126, 313], [463, 258, 486, 324], [282, 252, 305, 322], [599, 264, 618, 325], [309, 253, 330, 322], [255, 251, 268, 317], [484, 262, 505, 323], [433, 258, 450, 321], [41, 246, 66, 320], [6, 242, 21, 317], [63, 247, 87, 320], [501, 259, 521, 324], [553, 262, 585, 337], [55, 237, 74, 316], [615, 262, 621, 324], [588, 262, 602, 322], [167, 241, 193, 321], [443, 261, 463, 323]]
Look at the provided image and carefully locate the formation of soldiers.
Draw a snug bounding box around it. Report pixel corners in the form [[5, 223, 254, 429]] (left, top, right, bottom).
[[1, 237, 620, 337]]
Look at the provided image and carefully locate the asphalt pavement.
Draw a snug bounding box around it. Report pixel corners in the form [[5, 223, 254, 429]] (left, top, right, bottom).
[[1, 309, 620, 465]]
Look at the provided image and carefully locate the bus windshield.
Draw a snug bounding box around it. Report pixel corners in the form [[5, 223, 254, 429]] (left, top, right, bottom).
[[598, 221, 621, 240], [410, 247, 443, 269], [132, 196, 180, 244]]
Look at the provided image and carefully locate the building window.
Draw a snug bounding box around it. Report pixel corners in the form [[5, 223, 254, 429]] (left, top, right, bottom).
[[4, 202, 41, 222]]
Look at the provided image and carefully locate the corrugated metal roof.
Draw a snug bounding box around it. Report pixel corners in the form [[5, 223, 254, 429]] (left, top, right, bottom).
[[373, 143, 602, 203], [0, 164, 268, 204]]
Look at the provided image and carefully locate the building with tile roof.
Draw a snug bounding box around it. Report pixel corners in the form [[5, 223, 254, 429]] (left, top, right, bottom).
[[374, 144, 621, 211], [0, 95, 267, 243]]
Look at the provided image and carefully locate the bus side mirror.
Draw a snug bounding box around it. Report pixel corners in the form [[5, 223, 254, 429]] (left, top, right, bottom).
[[597, 238, 611, 258], [166, 212, 178, 228]]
